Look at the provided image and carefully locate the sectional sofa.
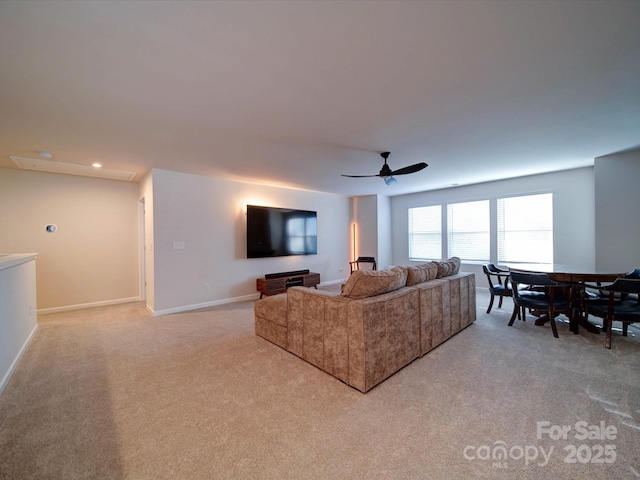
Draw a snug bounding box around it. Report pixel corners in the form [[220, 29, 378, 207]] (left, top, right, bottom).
[[254, 258, 476, 392]]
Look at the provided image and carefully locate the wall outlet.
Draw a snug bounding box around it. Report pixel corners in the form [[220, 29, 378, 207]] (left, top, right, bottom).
[[173, 241, 185, 250], [204, 281, 211, 291]]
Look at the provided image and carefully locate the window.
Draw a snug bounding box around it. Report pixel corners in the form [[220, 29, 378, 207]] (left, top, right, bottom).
[[447, 200, 490, 262], [408, 205, 441, 260], [497, 193, 553, 264]]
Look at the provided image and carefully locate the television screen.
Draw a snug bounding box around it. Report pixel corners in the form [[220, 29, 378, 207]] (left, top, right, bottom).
[[246, 205, 317, 258]]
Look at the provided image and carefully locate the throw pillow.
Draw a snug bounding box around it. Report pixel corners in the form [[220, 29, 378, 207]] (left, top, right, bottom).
[[435, 261, 451, 278], [391, 265, 408, 288], [406, 262, 439, 286], [449, 256, 461, 274], [341, 268, 406, 299], [435, 257, 462, 278]]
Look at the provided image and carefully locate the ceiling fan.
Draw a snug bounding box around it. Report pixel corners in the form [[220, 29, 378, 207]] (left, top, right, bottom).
[[341, 152, 428, 185]]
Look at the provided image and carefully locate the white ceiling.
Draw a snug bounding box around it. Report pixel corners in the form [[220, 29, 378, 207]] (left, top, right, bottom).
[[1, 1, 639, 197]]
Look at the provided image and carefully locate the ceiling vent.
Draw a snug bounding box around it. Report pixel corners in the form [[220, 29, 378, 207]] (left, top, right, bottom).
[[10, 156, 136, 181]]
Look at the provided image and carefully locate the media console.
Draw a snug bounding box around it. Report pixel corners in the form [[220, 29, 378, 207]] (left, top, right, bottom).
[[257, 271, 320, 298]]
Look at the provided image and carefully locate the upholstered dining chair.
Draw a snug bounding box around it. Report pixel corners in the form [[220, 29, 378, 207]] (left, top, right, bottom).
[[508, 271, 570, 338], [625, 268, 640, 279], [585, 275, 640, 348], [349, 256, 377, 274], [482, 264, 512, 313]]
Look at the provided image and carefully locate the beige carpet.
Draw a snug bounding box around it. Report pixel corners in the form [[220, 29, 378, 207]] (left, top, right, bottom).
[[1, 288, 639, 479]]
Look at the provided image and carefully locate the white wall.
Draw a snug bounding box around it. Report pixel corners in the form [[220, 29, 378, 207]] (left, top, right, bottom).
[[376, 195, 392, 270], [390, 167, 596, 278], [0, 168, 140, 311], [594, 148, 640, 271], [349, 195, 393, 270], [0, 256, 37, 395], [150, 169, 350, 314]]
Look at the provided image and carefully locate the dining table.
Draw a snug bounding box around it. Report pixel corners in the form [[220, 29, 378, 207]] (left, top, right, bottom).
[[506, 263, 627, 334]]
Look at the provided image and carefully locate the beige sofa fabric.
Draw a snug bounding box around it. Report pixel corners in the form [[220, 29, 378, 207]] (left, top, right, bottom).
[[434, 256, 461, 278], [416, 278, 449, 353], [347, 288, 420, 392], [406, 262, 438, 286], [254, 293, 289, 349], [341, 267, 407, 299], [287, 288, 351, 383], [254, 270, 476, 393]]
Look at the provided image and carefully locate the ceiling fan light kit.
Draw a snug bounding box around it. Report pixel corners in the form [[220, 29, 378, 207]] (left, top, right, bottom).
[[341, 151, 427, 186]]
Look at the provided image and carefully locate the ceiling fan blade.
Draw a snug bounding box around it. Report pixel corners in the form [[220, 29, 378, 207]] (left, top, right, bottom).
[[340, 174, 379, 178], [341, 152, 428, 180], [389, 162, 428, 176]]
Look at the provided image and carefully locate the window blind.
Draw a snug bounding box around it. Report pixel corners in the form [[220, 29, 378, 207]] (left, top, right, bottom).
[[497, 193, 553, 264], [447, 200, 490, 261], [408, 205, 441, 260]]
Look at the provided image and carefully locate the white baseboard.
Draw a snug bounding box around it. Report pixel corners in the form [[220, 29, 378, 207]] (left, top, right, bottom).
[[0, 323, 38, 397], [37, 296, 142, 315], [149, 293, 260, 316]]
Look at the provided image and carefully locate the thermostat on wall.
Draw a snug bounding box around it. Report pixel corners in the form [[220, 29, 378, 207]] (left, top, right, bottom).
[[46, 224, 57, 233]]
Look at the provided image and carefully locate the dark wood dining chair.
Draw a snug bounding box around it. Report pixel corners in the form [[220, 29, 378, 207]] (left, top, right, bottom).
[[585, 276, 640, 348], [508, 271, 570, 338], [349, 256, 377, 274], [482, 264, 512, 313]]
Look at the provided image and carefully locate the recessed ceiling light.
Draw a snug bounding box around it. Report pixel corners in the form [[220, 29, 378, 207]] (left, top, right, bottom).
[[38, 151, 52, 158], [92, 162, 102, 168]]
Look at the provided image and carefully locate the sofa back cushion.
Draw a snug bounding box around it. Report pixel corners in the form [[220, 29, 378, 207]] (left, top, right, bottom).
[[406, 262, 439, 286], [342, 266, 407, 299], [435, 257, 461, 278]]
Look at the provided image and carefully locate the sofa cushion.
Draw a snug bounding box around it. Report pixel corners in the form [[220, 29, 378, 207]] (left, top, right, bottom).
[[449, 257, 461, 274], [435, 257, 461, 278], [341, 267, 407, 299], [254, 293, 288, 327], [391, 265, 408, 286], [406, 262, 439, 286], [254, 293, 289, 349], [435, 261, 450, 278]]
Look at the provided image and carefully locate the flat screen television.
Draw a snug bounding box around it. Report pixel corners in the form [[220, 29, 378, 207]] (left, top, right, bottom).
[[246, 205, 317, 258]]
